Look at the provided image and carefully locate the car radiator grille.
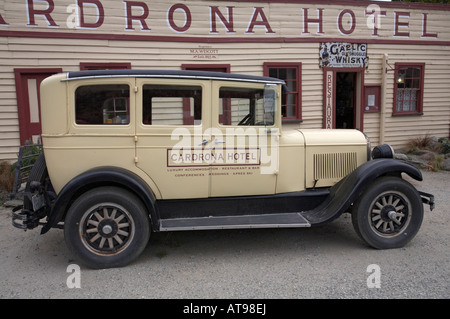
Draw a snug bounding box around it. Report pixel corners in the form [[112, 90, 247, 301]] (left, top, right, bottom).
[[313, 152, 358, 181]]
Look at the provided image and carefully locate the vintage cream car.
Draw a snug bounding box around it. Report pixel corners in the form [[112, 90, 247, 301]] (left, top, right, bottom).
[[12, 70, 434, 269]]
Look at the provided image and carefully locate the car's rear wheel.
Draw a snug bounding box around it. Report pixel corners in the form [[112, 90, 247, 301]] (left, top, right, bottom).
[[64, 187, 150, 269], [351, 176, 423, 249]]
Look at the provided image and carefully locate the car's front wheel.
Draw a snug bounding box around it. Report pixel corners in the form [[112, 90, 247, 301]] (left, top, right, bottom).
[[64, 187, 150, 269], [351, 176, 424, 249]]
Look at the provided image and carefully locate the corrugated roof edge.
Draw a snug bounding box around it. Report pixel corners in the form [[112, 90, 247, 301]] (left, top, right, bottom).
[[64, 69, 286, 84]]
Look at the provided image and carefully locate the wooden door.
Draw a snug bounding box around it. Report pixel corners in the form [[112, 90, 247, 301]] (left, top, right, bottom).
[[14, 68, 62, 144]]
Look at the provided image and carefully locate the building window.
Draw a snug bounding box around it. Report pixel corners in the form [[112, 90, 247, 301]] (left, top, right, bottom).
[[80, 62, 131, 70], [393, 63, 425, 115], [264, 62, 302, 121]]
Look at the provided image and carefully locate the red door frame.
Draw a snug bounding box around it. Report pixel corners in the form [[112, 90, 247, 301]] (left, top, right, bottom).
[[322, 67, 365, 131], [14, 68, 63, 144]]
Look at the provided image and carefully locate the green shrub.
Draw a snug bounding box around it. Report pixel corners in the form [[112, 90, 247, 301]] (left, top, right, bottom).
[[438, 137, 450, 154]]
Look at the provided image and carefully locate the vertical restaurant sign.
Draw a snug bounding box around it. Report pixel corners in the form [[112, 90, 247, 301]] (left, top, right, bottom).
[[320, 43, 369, 68], [324, 70, 334, 129]]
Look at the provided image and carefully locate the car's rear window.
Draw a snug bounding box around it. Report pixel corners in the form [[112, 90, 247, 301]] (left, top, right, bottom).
[[75, 84, 130, 125]]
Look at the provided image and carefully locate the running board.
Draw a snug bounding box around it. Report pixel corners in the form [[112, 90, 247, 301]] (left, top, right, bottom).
[[159, 213, 311, 231]]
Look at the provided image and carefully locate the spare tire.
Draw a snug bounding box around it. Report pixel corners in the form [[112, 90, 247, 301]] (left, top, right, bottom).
[[23, 153, 48, 211]]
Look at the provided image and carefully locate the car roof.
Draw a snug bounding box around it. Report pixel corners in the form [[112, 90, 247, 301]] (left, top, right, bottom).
[[65, 69, 286, 85]]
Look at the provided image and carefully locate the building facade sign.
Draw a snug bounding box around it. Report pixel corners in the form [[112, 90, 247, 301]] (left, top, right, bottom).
[[0, 0, 445, 43], [319, 43, 369, 68]]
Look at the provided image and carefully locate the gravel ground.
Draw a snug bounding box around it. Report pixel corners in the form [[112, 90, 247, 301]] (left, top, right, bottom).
[[0, 170, 448, 299]]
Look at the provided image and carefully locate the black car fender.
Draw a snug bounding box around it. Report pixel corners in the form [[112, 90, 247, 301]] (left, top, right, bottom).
[[41, 167, 159, 234], [302, 159, 423, 225]]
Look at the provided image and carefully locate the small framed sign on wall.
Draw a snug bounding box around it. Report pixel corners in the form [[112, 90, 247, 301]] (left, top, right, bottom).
[[364, 85, 381, 113]]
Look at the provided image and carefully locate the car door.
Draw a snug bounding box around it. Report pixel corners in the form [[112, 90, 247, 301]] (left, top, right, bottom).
[[135, 78, 211, 200], [208, 81, 280, 197]]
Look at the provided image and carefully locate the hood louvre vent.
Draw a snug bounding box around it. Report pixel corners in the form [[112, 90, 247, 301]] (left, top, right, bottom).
[[313, 152, 357, 181]]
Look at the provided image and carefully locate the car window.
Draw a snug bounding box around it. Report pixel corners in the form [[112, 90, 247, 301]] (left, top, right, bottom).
[[142, 85, 202, 125], [75, 84, 130, 125], [219, 87, 273, 126]]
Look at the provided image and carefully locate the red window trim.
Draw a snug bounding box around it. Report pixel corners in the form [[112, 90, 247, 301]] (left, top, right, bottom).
[[393, 62, 425, 116], [263, 62, 302, 121], [80, 62, 132, 70], [181, 64, 231, 73]]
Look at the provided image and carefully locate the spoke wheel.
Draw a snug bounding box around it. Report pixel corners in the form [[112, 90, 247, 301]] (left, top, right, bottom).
[[80, 203, 134, 255], [65, 187, 150, 269], [352, 176, 423, 249], [368, 191, 411, 238]]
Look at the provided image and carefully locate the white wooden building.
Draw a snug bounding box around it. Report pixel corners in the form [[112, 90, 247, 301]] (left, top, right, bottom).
[[1, 0, 449, 160]]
